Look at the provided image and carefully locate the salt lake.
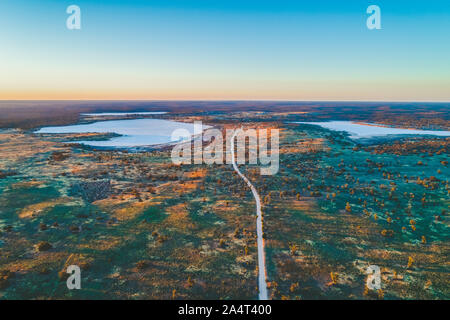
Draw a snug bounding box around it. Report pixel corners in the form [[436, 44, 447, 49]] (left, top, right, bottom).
[[295, 121, 450, 140], [81, 112, 167, 116], [35, 118, 207, 147]]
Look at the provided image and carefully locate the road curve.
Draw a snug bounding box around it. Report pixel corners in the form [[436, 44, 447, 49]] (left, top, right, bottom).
[[230, 132, 268, 300]]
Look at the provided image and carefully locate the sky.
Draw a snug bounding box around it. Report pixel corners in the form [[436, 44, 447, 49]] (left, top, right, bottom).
[[0, 0, 449, 101]]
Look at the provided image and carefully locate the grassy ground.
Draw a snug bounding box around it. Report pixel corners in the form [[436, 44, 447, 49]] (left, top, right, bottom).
[[0, 111, 448, 299]]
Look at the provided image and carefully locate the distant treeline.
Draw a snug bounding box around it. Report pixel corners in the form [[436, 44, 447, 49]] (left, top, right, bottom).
[[0, 100, 448, 130]]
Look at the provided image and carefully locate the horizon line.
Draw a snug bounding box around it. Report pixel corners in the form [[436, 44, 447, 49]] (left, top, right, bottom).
[[0, 99, 449, 104]]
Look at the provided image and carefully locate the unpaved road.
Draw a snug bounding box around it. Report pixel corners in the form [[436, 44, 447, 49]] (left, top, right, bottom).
[[230, 132, 268, 300]]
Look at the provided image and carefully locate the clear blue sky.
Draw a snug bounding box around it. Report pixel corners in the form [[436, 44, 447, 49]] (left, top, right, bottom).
[[0, 0, 449, 101]]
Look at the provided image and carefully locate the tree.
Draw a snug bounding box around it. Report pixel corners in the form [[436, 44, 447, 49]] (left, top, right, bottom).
[[289, 243, 298, 256], [407, 256, 414, 268], [187, 276, 193, 288], [345, 202, 351, 213], [329, 272, 338, 285], [290, 282, 299, 293]]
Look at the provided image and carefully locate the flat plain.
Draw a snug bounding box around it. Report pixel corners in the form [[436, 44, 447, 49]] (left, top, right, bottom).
[[0, 101, 448, 299]]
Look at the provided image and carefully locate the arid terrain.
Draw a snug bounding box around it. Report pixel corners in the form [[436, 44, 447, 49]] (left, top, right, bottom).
[[0, 102, 448, 299]]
